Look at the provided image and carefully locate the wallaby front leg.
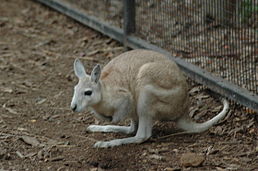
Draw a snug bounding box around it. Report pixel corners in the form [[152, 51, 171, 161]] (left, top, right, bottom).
[[93, 115, 152, 148], [87, 120, 137, 134], [87, 94, 133, 134]]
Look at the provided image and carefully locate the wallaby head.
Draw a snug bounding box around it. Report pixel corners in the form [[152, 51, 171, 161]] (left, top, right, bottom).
[[71, 59, 102, 112]]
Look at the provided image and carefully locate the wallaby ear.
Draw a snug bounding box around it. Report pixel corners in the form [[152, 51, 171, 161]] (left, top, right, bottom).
[[74, 58, 87, 79], [91, 64, 101, 83]]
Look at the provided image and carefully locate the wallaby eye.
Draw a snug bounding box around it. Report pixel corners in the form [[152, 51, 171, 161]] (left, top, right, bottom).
[[84, 90, 92, 96]]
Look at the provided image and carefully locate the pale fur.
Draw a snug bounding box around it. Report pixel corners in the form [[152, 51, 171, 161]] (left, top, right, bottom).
[[71, 49, 229, 148]]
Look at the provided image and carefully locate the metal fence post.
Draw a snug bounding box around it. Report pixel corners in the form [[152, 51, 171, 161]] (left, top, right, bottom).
[[123, 0, 135, 47]]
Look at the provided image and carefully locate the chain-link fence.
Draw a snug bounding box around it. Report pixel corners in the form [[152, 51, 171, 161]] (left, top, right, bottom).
[[36, 0, 258, 110], [135, 0, 258, 94], [61, 0, 258, 94]]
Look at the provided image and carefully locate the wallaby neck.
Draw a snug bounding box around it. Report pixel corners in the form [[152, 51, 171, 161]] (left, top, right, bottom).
[[91, 80, 115, 116]]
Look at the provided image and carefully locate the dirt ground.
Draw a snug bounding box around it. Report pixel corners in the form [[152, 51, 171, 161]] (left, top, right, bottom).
[[0, 0, 257, 170]]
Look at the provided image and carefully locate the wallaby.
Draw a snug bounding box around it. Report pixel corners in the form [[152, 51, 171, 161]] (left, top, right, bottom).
[[71, 49, 229, 148]]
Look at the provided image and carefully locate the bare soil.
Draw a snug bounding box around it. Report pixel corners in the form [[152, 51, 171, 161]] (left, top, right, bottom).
[[0, 0, 257, 170]]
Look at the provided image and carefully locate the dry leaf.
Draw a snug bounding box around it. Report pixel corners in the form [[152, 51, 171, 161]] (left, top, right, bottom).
[[1, 87, 13, 93], [149, 154, 165, 161], [21, 136, 41, 147], [29, 119, 37, 123], [16, 151, 25, 159], [3, 104, 18, 114], [189, 86, 202, 95], [189, 107, 199, 118], [17, 127, 27, 131], [180, 153, 205, 167]]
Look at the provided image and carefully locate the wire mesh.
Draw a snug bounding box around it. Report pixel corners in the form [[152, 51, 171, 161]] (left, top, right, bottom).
[[135, 0, 258, 94], [58, 0, 257, 94]]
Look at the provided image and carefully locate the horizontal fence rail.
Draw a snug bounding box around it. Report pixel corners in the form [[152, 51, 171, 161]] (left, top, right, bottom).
[[35, 0, 258, 112]]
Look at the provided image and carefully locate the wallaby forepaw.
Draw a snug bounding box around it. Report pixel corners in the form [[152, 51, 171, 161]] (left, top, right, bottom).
[[93, 140, 122, 148], [86, 125, 99, 132], [94, 141, 111, 148]]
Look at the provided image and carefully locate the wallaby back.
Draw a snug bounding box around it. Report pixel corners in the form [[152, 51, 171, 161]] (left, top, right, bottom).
[[100, 50, 187, 97]]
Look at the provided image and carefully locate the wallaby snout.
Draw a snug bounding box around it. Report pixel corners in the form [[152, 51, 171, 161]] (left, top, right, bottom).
[[71, 103, 77, 112]]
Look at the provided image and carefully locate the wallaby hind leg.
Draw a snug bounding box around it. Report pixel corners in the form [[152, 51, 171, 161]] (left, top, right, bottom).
[[93, 115, 152, 148], [134, 86, 154, 140], [93, 87, 154, 148]]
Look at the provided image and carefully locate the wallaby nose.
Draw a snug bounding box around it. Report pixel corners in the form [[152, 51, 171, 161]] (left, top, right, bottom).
[[71, 104, 77, 111]]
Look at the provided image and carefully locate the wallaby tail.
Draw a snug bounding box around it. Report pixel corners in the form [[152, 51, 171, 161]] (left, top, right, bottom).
[[176, 99, 229, 133]]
